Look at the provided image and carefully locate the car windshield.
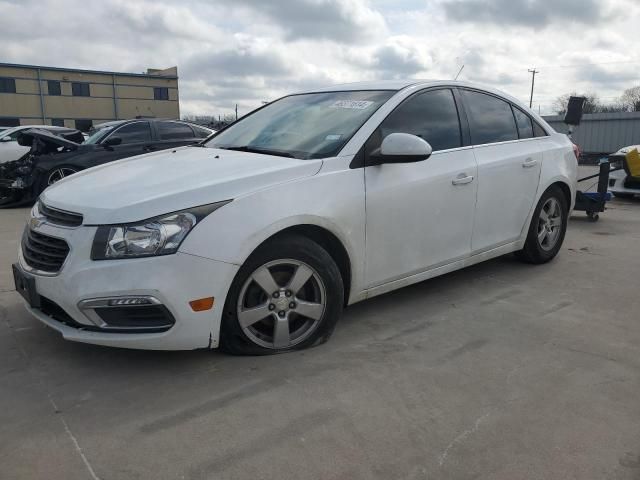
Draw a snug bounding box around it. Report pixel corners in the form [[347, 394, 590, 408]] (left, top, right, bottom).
[[0, 126, 22, 140], [84, 124, 116, 144], [205, 90, 395, 159]]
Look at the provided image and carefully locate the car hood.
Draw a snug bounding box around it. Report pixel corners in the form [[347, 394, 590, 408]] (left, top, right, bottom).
[[18, 128, 82, 150], [41, 146, 323, 224]]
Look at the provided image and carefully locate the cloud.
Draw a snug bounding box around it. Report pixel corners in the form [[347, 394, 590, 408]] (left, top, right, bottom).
[[232, 0, 387, 42], [0, 0, 638, 116], [442, 0, 605, 28]]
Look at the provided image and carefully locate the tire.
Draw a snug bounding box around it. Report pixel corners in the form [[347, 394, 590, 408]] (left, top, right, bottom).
[[612, 192, 635, 199], [516, 185, 568, 264], [220, 234, 344, 355]]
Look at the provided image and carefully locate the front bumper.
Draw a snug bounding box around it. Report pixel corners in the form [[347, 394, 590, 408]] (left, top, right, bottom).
[[16, 221, 239, 350], [609, 169, 640, 195]]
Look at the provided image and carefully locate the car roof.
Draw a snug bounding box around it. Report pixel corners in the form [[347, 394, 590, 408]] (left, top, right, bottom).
[[92, 118, 212, 130], [298, 79, 543, 121]]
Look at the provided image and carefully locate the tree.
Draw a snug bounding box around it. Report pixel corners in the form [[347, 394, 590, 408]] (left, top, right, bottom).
[[554, 92, 626, 115], [620, 86, 640, 112]]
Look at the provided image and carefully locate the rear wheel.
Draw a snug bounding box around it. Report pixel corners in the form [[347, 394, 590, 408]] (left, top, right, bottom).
[[220, 235, 344, 355], [517, 185, 568, 264]]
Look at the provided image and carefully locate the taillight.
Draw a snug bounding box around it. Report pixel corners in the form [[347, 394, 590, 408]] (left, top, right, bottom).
[[572, 144, 581, 161]]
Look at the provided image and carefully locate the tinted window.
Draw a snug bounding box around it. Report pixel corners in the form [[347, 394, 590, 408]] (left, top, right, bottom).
[[48, 80, 61, 96], [533, 121, 548, 137], [72, 82, 90, 97], [512, 107, 534, 139], [154, 87, 169, 100], [0, 78, 16, 93], [75, 119, 93, 132], [109, 122, 152, 144], [51, 119, 65, 127], [461, 90, 518, 145], [370, 89, 462, 154], [157, 122, 195, 140]]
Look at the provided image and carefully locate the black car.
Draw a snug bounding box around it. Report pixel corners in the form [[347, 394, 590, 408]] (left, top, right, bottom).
[[0, 119, 215, 206]]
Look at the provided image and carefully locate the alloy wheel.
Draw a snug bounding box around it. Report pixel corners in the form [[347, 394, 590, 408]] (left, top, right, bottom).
[[237, 259, 326, 349], [537, 197, 562, 251], [47, 167, 78, 185]]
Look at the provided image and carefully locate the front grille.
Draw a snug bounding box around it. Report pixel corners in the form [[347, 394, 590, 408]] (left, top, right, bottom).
[[22, 229, 70, 273], [39, 202, 83, 227]]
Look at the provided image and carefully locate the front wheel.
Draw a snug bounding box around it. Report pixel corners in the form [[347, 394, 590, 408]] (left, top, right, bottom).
[[47, 166, 79, 186], [220, 235, 344, 355], [516, 185, 568, 264]]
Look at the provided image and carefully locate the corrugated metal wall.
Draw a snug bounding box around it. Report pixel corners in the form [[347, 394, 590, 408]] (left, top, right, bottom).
[[543, 112, 640, 154]]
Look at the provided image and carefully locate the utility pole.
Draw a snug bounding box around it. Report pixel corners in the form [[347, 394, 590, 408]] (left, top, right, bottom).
[[528, 68, 539, 108]]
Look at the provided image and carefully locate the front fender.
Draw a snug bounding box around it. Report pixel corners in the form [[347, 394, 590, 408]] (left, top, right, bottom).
[[179, 161, 366, 302]]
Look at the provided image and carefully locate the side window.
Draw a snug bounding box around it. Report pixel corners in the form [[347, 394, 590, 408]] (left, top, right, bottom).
[[109, 122, 152, 144], [367, 89, 462, 156], [533, 121, 548, 137], [512, 106, 534, 139], [157, 121, 195, 140], [461, 90, 519, 145]]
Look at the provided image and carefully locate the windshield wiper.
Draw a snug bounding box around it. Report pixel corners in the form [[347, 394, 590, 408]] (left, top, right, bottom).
[[218, 145, 295, 158]]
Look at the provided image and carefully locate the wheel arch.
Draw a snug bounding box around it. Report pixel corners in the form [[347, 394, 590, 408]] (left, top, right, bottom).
[[255, 224, 353, 306]]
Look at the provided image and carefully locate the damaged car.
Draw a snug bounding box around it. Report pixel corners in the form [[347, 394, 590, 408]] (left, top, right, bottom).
[[0, 119, 215, 206]]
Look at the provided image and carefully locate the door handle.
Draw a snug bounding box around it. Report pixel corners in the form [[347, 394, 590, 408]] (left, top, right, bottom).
[[522, 158, 538, 168], [452, 173, 474, 185]]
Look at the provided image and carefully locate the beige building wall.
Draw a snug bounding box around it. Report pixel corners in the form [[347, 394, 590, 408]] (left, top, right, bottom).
[[0, 64, 179, 130]]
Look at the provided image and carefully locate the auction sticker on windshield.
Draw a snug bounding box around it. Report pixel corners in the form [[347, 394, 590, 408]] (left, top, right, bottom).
[[331, 100, 374, 109]]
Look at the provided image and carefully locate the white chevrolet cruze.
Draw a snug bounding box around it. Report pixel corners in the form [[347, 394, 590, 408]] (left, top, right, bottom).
[[13, 81, 577, 354]]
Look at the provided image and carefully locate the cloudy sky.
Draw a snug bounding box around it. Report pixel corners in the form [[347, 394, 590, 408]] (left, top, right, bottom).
[[1, 0, 639, 117]]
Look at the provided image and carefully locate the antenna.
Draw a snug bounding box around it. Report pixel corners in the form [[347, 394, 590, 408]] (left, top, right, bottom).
[[454, 65, 465, 80]]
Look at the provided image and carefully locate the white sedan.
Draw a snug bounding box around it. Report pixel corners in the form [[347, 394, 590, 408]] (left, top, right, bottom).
[[0, 125, 79, 164], [13, 80, 577, 353]]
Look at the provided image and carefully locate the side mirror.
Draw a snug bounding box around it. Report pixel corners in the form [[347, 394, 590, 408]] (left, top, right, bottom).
[[0, 136, 12, 142], [369, 133, 433, 166], [103, 136, 122, 147]]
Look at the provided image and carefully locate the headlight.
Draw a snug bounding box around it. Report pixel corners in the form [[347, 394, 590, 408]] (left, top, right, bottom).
[[91, 201, 230, 260]]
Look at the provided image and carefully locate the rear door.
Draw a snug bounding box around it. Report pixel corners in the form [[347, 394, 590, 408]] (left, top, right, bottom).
[[459, 89, 543, 252]]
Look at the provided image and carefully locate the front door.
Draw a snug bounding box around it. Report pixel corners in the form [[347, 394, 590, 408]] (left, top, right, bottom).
[[364, 88, 478, 288]]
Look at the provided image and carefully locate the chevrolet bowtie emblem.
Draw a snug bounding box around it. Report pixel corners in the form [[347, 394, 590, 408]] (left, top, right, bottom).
[[29, 217, 43, 230]]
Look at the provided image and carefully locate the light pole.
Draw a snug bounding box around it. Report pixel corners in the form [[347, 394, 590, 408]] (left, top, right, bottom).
[[528, 68, 539, 109]]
